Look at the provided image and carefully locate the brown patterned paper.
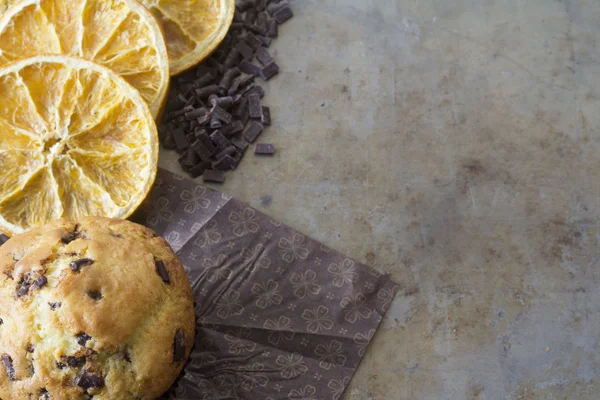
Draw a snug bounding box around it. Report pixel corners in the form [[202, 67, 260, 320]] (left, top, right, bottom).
[[132, 168, 399, 400]]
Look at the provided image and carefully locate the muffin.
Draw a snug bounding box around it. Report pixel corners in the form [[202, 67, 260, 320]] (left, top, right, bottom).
[[0, 217, 195, 399]]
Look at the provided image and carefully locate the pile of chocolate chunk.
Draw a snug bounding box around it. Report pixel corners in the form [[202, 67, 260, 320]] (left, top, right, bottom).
[[159, 0, 293, 183]]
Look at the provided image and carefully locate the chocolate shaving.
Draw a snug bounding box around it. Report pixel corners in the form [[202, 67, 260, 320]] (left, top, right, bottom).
[[155, 260, 170, 284]]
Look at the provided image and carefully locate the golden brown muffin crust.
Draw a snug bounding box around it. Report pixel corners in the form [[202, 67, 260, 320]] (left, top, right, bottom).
[[0, 217, 195, 400]]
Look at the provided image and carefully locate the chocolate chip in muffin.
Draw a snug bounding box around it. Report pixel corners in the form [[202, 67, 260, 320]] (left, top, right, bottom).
[[0, 233, 9, 246], [2, 354, 15, 380], [155, 260, 170, 284], [75, 370, 105, 390], [0, 317, 3, 325], [39, 388, 49, 400], [56, 362, 66, 369], [48, 302, 61, 310], [173, 329, 186, 363], [70, 258, 94, 273], [26, 344, 34, 353], [15, 275, 32, 297], [76, 333, 92, 346], [61, 225, 81, 244], [65, 356, 86, 368], [86, 290, 103, 301], [123, 349, 132, 363], [32, 275, 47, 290]]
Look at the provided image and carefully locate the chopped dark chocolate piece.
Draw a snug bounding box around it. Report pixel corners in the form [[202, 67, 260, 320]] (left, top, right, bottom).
[[70, 258, 94, 273], [192, 140, 216, 161], [236, 41, 255, 61], [210, 114, 222, 129], [256, 0, 267, 11], [244, 84, 265, 98], [212, 106, 233, 125], [267, 18, 278, 37], [155, 260, 170, 284], [185, 132, 196, 144], [163, 131, 176, 150], [231, 21, 245, 31], [239, 60, 262, 76], [76, 371, 105, 390], [215, 146, 237, 160], [255, 143, 276, 155], [210, 131, 231, 149], [76, 333, 92, 346], [196, 72, 215, 87], [194, 84, 220, 99], [259, 35, 272, 47], [167, 105, 194, 119], [245, 22, 267, 36], [197, 111, 212, 126], [244, 31, 264, 50], [213, 155, 237, 171], [236, 0, 253, 12], [49, 302, 61, 310], [232, 136, 250, 152], [203, 170, 226, 183], [171, 127, 189, 152], [261, 106, 272, 125], [267, 0, 288, 15], [243, 121, 264, 142], [184, 107, 208, 121], [256, 12, 267, 28], [189, 161, 211, 178], [32, 275, 47, 290], [180, 149, 200, 171], [218, 67, 241, 93], [196, 130, 216, 151], [233, 10, 244, 22], [261, 62, 279, 80], [173, 330, 186, 363], [86, 290, 102, 301], [248, 93, 263, 119], [244, 7, 257, 24], [233, 96, 248, 118], [2, 354, 15, 381], [209, 95, 235, 109], [222, 120, 245, 136], [273, 5, 293, 24], [256, 48, 274, 67]]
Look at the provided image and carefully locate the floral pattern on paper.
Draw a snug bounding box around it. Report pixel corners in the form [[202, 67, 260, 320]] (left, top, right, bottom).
[[229, 208, 260, 237], [224, 328, 256, 355], [290, 270, 321, 298], [215, 290, 244, 319], [327, 259, 358, 287], [194, 220, 221, 248], [241, 244, 271, 271], [278, 233, 309, 263], [146, 197, 173, 226], [301, 305, 333, 333], [181, 185, 211, 214], [276, 353, 308, 379], [252, 280, 282, 309], [288, 385, 317, 400], [340, 293, 373, 323], [202, 254, 230, 282], [328, 377, 351, 400], [354, 329, 376, 357], [315, 340, 346, 370], [263, 316, 294, 345]]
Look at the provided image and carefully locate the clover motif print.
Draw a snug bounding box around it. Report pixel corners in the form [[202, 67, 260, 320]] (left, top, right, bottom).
[[290, 270, 321, 299], [181, 185, 211, 214], [276, 353, 308, 379], [215, 290, 244, 319], [328, 377, 351, 400], [229, 207, 260, 237], [278, 233, 310, 263], [314, 340, 346, 370], [288, 385, 317, 400], [377, 286, 399, 310], [194, 220, 222, 248], [263, 316, 295, 345], [340, 293, 373, 323], [224, 327, 256, 355], [354, 329, 376, 357], [327, 258, 358, 287], [165, 231, 182, 249], [238, 362, 269, 391], [301, 305, 333, 333], [252, 280, 282, 309], [146, 197, 173, 226], [241, 244, 272, 271], [202, 254, 230, 282]]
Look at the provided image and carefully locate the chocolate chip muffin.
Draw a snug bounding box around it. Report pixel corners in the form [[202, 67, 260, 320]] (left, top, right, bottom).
[[0, 217, 195, 399]]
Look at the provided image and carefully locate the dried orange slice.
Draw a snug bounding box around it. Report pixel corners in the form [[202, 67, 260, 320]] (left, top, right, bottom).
[[0, 0, 169, 118], [0, 55, 158, 236], [138, 0, 235, 75]]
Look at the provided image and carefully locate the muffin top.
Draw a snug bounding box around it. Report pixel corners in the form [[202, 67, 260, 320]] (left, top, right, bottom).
[[0, 217, 195, 400]]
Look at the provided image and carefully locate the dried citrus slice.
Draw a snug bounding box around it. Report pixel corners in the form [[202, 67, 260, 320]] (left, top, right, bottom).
[[138, 0, 235, 75], [0, 55, 158, 236], [0, 0, 169, 118]]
